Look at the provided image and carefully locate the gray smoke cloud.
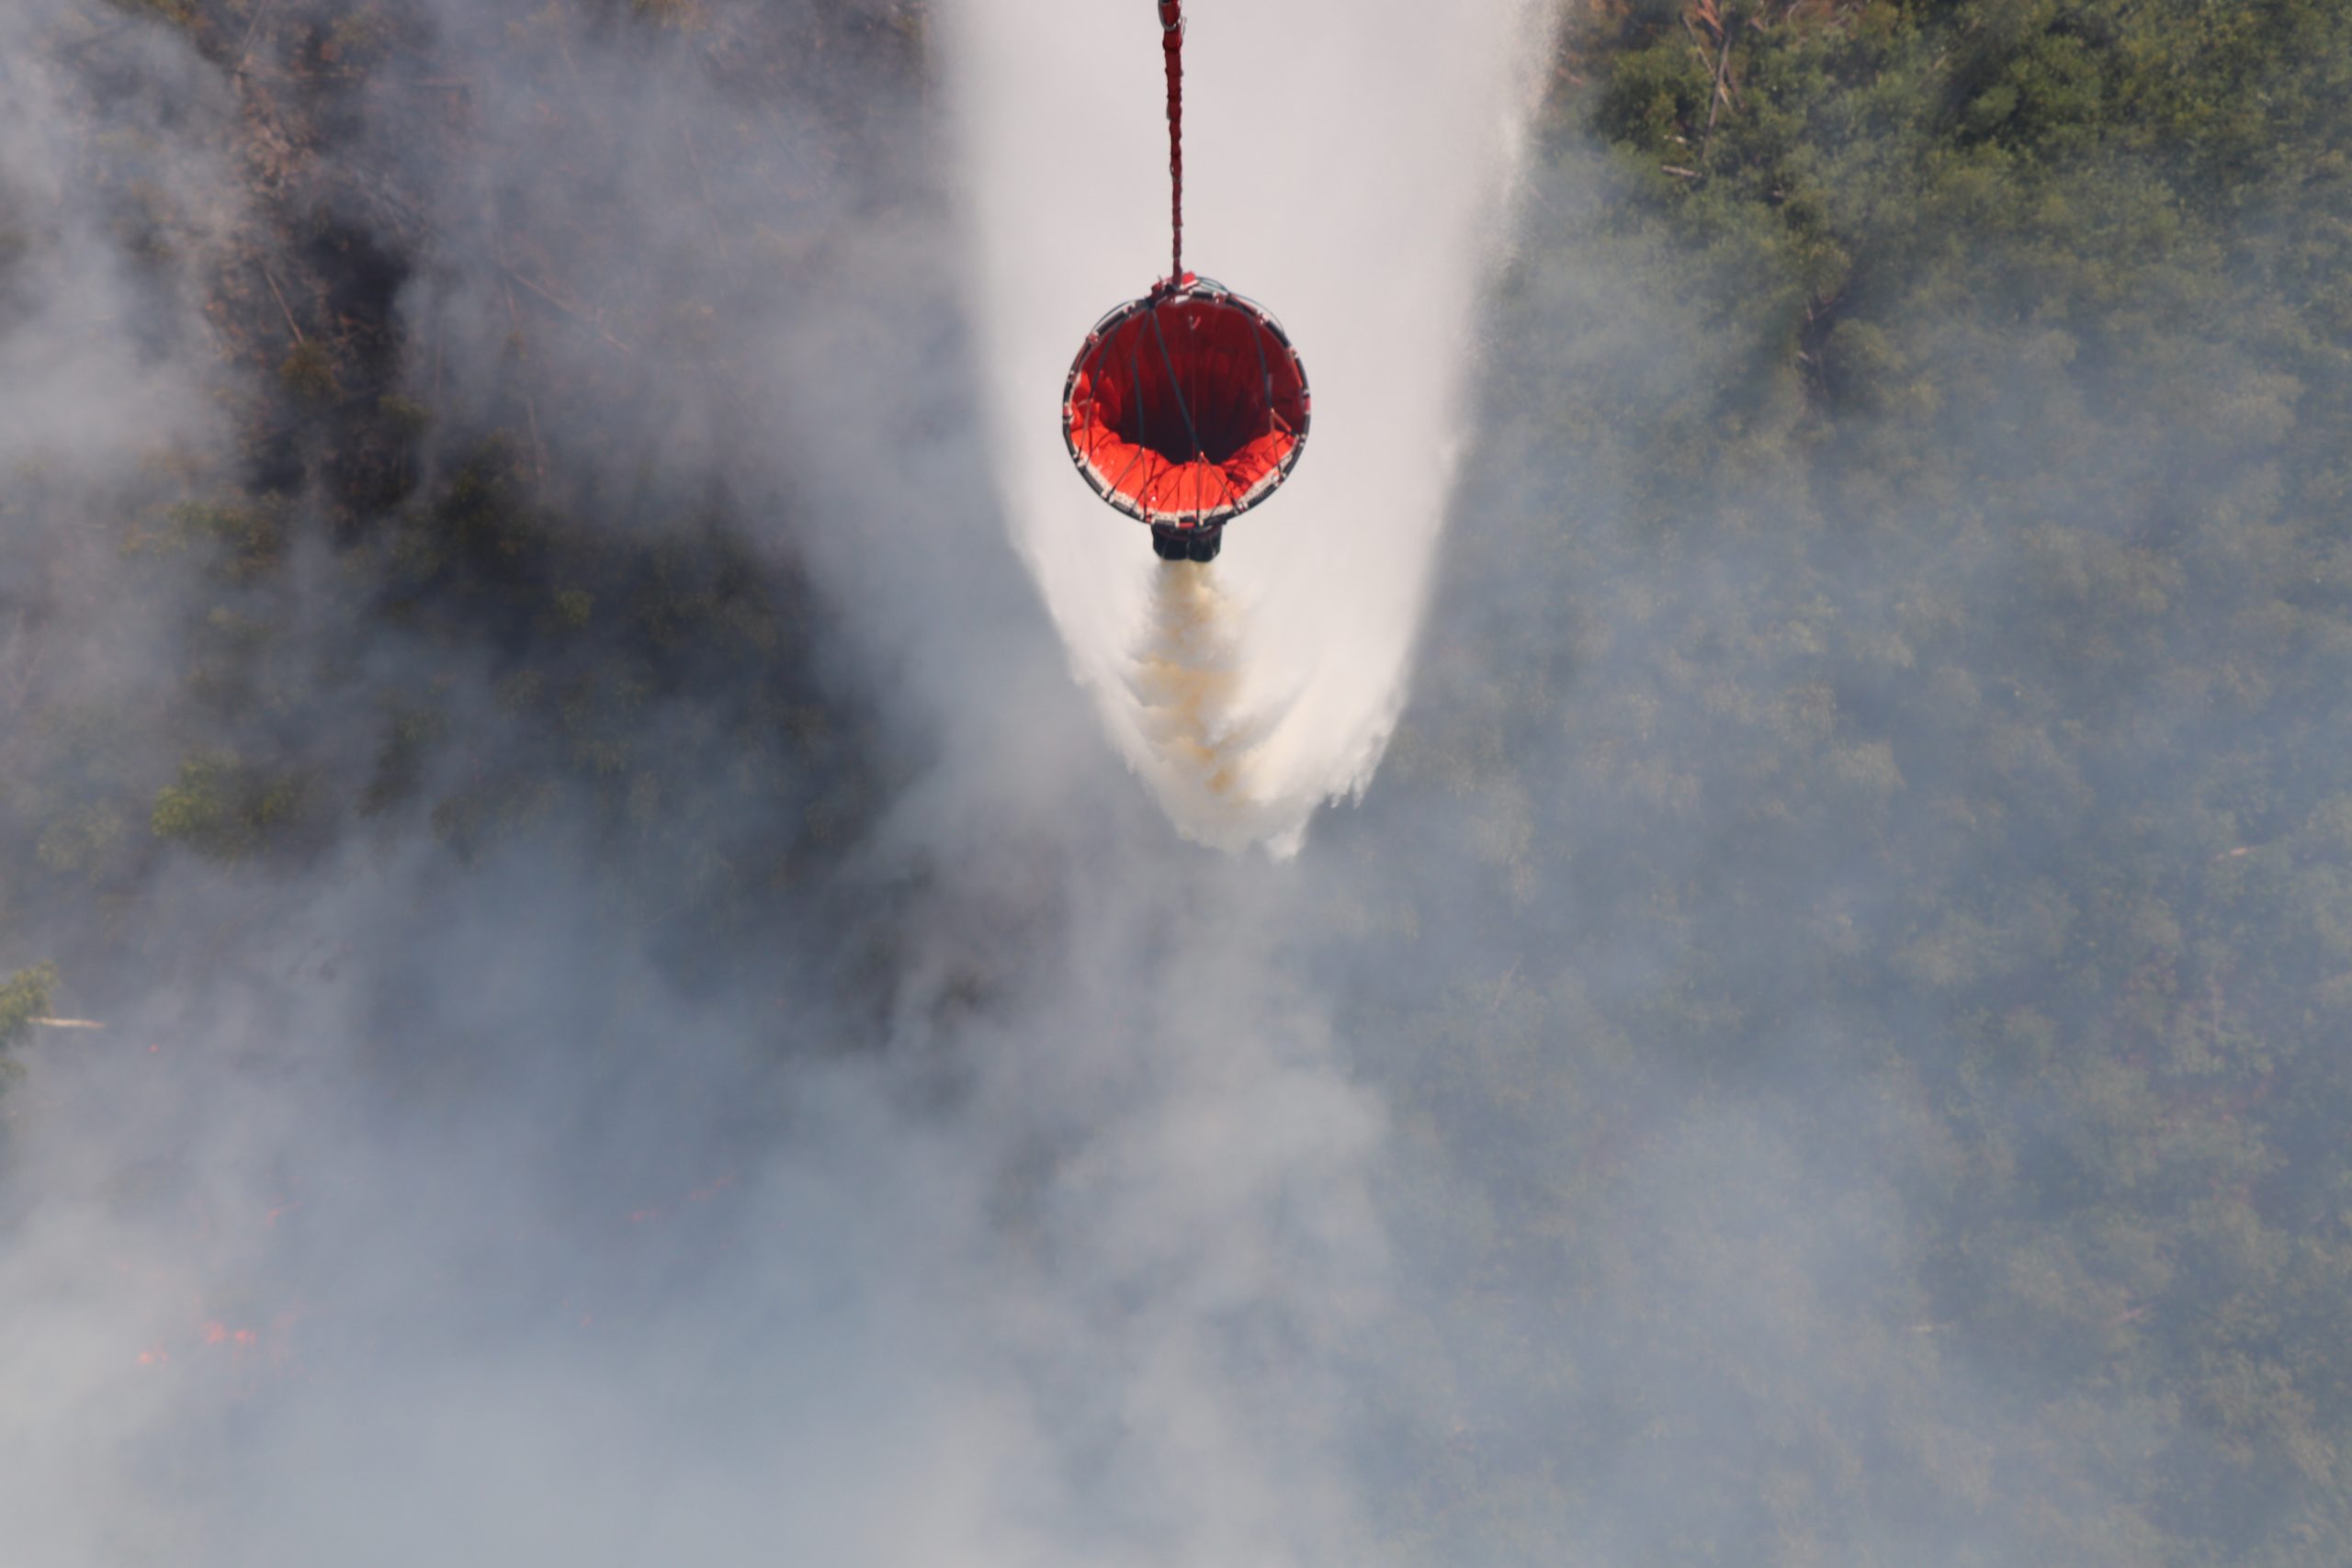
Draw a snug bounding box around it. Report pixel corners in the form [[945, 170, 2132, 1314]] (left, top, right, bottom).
[[2, 3, 1401, 1563], [7, 1, 2346, 1565]]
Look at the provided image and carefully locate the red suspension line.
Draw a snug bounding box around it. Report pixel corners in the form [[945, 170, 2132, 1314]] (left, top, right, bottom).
[[1159, 0, 1184, 283]]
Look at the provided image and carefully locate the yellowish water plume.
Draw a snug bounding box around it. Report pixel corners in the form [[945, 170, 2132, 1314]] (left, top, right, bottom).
[[1135, 563, 1243, 786], [1127, 563, 1289, 849]]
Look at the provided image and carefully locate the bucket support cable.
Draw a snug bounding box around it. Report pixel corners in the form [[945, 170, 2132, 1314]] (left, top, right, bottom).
[[1159, 0, 1184, 284]]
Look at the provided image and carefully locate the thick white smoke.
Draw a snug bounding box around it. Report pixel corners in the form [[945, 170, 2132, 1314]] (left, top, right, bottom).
[[2, 5, 1546, 1564], [944, 0, 1556, 852]]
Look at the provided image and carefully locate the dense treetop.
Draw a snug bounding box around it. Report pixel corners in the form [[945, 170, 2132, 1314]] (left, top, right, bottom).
[[1346, 1, 2352, 1562]]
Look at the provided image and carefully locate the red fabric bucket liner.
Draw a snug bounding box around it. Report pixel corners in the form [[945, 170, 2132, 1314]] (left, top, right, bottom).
[[1062, 276, 1310, 533]]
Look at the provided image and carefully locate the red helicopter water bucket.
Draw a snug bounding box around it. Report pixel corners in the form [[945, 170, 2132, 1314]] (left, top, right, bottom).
[[1063, 275, 1310, 562], [1059, 2, 1310, 563]]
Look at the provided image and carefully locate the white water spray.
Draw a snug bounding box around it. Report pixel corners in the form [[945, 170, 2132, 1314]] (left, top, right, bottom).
[[944, 0, 1558, 853]]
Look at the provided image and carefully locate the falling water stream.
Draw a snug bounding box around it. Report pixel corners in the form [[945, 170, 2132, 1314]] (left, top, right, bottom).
[[944, 0, 1559, 852]]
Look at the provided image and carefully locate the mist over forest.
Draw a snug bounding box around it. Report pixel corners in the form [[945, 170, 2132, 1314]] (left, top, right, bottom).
[[4, 1, 2350, 1564]]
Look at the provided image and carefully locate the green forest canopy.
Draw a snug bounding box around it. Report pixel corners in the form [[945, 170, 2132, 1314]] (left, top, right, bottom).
[[1355, 0, 2352, 1562]]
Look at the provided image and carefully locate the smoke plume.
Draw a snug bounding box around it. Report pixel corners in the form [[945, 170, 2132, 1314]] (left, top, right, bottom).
[[0, 2, 1481, 1562], [10, 1, 2346, 1564]]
